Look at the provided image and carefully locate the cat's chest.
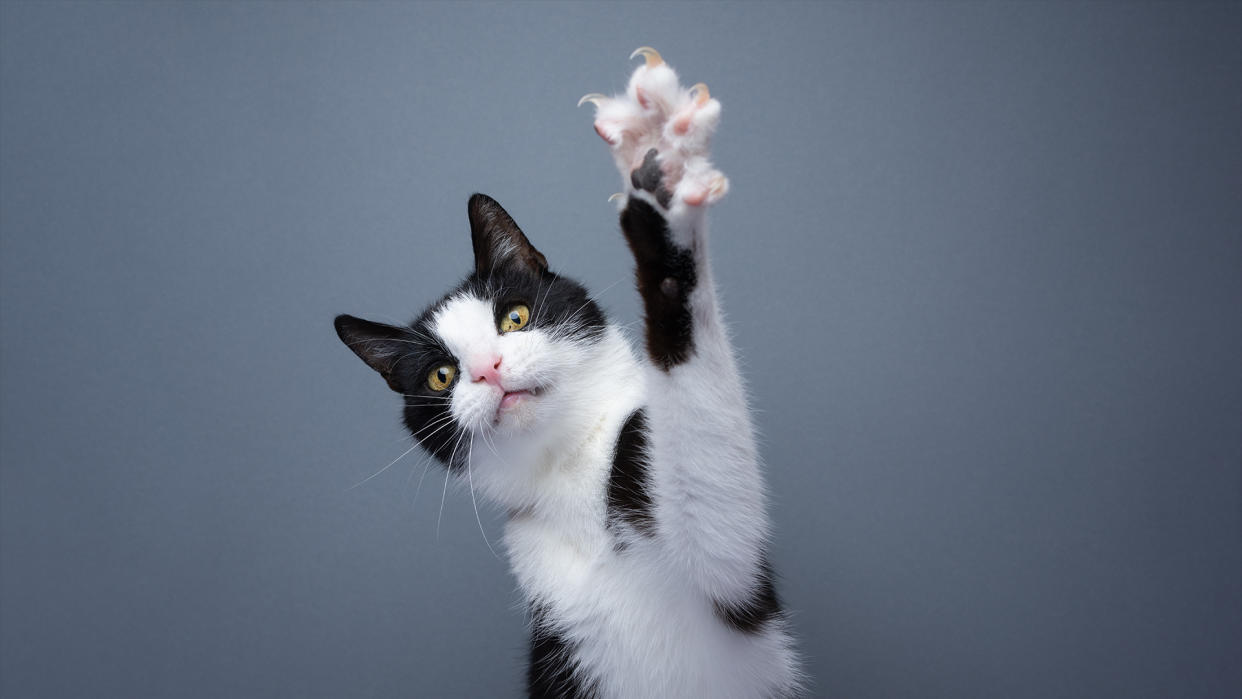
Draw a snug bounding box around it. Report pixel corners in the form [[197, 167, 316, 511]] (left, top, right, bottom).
[[505, 519, 696, 640], [504, 514, 609, 596], [505, 523, 765, 698]]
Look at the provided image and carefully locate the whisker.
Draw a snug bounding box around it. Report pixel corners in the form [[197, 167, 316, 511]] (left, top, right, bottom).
[[481, 430, 513, 471], [554, 281, 621, 336], [466, 434, 500, 559], [588, 276, 626, 302], [406, 447, 443, 505], [408, 413, 457, 441], [346, 441, 420, 491], [437, 427, 467, 539], [409, 421, 462, 465], [403, 447, 423, 492], [533, 276, 554, 325], [410, 459, 433, 504]]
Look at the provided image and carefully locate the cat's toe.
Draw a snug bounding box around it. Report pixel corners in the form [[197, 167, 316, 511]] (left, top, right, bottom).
[[626, 47, 682, 114], [584, 48, 727, 209], [680, 171, 729, 208]]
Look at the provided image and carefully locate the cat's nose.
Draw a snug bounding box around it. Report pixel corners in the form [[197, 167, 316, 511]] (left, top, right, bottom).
[[470, 355, 503, 386]]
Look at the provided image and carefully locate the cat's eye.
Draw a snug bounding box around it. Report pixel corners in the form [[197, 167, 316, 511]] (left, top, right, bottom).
[[499, 304, 531, 333], [427, 364, 456, 392]]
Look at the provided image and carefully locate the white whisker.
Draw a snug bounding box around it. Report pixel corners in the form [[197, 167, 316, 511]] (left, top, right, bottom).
[[466, 434, 500, 559], [437, 427, 467, 539], [347, 441, 420, 491]]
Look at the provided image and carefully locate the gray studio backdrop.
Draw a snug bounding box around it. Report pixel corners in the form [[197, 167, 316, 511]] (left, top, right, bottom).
[[2, 2, 1239, 698]]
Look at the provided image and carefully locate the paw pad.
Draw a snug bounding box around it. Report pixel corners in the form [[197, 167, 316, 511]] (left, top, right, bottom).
[[580, 48, 728, 209]]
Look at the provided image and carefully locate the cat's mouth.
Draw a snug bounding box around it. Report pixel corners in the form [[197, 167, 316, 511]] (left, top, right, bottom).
[[496, 386, 545, 417]]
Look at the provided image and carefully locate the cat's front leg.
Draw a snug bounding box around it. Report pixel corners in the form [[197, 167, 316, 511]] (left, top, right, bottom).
[[581, 50, 778, 619], [581, 47, 729, 368]]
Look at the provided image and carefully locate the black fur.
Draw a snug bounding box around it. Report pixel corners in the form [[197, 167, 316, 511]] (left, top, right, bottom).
[[460, 267, 606, 345], [334, 311, 469, 470], [607, 409, 655, 537], [469, 193, 548, 276], [528, 605, 597, 698], [619, 197, 696, 369], [334, 195, 606, 471], [712, 557, 783, 635], [333, 314, 421, 393]]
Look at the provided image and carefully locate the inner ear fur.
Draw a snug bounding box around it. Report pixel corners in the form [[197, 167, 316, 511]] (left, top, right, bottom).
[[468, 193, 548, 277], [334, 314, 410, 393]]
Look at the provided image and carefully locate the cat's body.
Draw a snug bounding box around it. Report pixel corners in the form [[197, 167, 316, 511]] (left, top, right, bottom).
[[336, 50, 801, 698]]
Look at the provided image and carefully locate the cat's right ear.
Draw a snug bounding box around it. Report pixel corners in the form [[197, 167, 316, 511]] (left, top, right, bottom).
[[334, 314, 410, 392], [468, 193, 549, 277]]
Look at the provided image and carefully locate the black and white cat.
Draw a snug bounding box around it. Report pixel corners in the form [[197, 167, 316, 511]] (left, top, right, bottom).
[[335, 49, 802, 698]]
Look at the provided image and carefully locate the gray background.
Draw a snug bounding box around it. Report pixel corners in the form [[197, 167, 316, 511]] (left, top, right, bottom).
[[2, 2, 1239, 697]]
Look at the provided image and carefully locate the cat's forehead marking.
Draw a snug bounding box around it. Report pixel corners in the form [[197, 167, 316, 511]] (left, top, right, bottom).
[[431, 292, 496, 361]]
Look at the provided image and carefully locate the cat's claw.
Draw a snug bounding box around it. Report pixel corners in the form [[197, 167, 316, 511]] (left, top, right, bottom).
[[583, 48, 727, 211], [629, 46, 663, 67], [577, 93, 607, 108], [689, 83, 710, 105]]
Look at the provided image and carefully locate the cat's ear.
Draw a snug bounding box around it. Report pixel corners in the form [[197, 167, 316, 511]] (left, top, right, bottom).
[[468, 193, 548, 277], [334, 314, 411, 392]]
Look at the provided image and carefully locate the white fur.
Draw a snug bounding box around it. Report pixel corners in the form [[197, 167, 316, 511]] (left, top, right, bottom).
[[432, 287, 800, 698], [432, 295, 645, 511], [425, 54, 801, 697]]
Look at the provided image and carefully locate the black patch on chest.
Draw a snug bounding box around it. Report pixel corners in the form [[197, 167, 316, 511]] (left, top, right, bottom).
[[619, 198, 696, 370], [607, 409, 655, 537], [528, 606, 598, 698], [713, 557, 783, 635]]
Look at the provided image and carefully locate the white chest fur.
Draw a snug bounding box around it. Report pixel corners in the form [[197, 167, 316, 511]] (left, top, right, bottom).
[[505, 513, 797, 699]]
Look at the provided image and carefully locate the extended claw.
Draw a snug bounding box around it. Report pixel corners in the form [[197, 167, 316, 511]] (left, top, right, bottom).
[[577, 93, 607, 108], [629, 46, 663, 67], [608, 192, 625, 203], [690, 82, 710, 106]]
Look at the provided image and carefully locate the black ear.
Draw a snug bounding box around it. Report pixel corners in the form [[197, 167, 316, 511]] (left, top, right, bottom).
[[334, 314, 411, 392], [468, 193, 548, 277]]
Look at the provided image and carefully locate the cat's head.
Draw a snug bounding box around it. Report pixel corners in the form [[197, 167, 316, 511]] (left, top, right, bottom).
[[335, 194, 616, 487]]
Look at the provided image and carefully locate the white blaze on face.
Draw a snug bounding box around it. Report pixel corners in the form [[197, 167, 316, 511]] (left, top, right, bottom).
[[431, 294, 500, 431], [432, 294, 500, 374], [420, 284, 641, 509], [430, 292, 554, 433]]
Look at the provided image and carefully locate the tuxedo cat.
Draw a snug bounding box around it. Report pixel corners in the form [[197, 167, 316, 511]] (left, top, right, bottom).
[[335, 48, 802, 698]]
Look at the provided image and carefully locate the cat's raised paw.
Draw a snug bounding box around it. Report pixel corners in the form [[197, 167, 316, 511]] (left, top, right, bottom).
[[580, 47, 728, 210]]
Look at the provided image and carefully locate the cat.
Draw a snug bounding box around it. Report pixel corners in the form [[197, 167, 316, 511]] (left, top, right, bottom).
[[335, 48, 802, 698]]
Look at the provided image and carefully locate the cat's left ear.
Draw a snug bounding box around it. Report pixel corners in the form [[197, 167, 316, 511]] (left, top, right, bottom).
[[334, 314, 412, 393], [468, 193, 548, 277]]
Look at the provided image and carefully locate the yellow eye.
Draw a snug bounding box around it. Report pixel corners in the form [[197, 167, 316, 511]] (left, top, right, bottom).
[[427, 364, 456, 392], [499, 304, 530, 333]]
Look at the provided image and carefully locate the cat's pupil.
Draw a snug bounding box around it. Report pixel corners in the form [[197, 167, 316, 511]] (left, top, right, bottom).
[[509, 311, 521, 323], [437, 368, 448, 382]]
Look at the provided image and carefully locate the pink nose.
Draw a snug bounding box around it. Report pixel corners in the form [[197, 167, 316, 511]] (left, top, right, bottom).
[[470, 355, 503, 386]]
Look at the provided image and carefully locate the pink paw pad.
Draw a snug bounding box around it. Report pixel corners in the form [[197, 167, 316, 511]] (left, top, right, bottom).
[[580, 47, 728, 210]]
